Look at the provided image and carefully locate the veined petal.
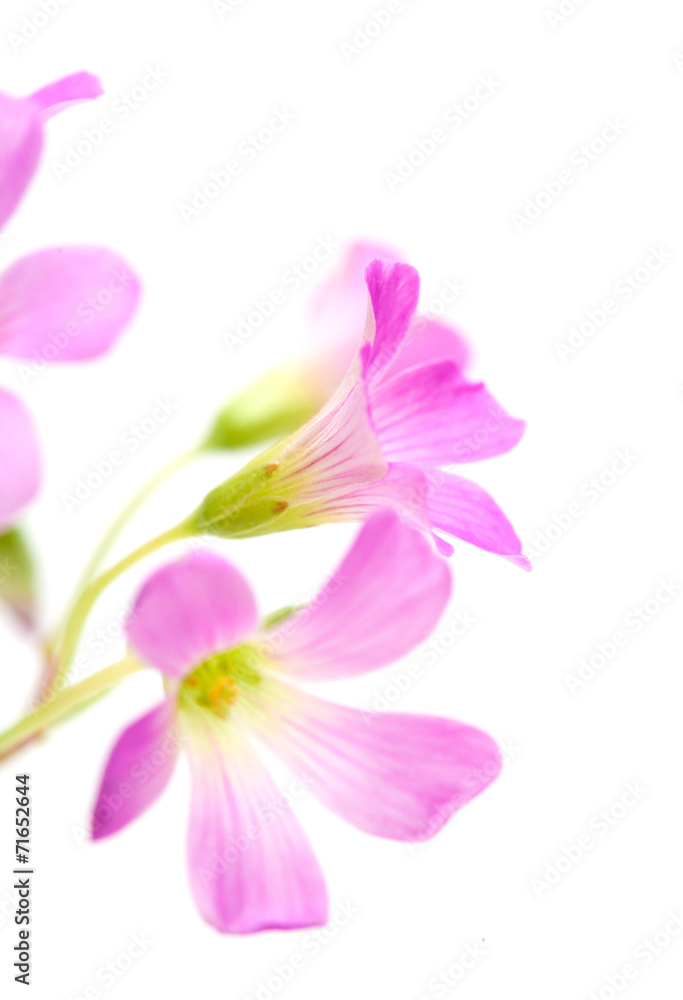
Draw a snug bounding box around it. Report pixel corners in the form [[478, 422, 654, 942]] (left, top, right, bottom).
[[252, 684, 501, 842], [0, 388, 40, 527], [381, 316, 470, 382], [263, 510, 451, 681], [0, 247, 141, 361], [91, 698, 181, 840], [361, 260, 420, 384], [30, 72, 103, 121], [426, 472, 530, 569], [370, 364, 525, 468], [185, 716, 328, 933], [308, 241, 400, 387], [127, 552, 260, 679], [0, 93, 42, 231]]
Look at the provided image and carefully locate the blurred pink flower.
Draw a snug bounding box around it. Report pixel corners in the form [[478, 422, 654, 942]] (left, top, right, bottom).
[[0, 72, 141, 527], [92, 512, 501, 933]]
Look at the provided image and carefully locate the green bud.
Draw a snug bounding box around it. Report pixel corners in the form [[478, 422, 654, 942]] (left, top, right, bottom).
[[0, 528, 36, 629]]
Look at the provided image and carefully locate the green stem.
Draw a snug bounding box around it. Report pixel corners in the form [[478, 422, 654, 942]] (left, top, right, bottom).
[[48, 447, 200, 661], [0, 656, 145, 758], [56, 520, 194, 689]]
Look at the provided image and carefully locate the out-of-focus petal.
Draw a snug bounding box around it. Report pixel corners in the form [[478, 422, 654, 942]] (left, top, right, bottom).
[[253, 684, 501, 842], [127, 552, 260, 679], [263, 510, 450, 681], [30, 72, 103, 121], [426, 472, 530, 569], [0, 388, 40, 526], [381, 316, 470, 382], [186, 718, 328, 933], [0, 93, 42, 231], [91, 698, 181, 840], [0, 247, 141, 361]]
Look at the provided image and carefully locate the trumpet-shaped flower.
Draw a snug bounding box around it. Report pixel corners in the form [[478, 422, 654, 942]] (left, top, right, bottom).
[[195, 257, 528, 566], [0, 73, 141, 527], [92, 512, 501, 933]]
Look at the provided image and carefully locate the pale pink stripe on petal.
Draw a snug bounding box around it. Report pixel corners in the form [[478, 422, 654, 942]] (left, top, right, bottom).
[[255, 686, 501, 842], [0, 388, 40, 527], [30, 72, 103, 121], [0, 93, 42, 231], [264, 510, 451, 681], [127, 552, 260, 679], [0, 247, 141, 361], [186, 723, 328, 933], [426, 472, 530, 569], [91, 698, 180, 840]]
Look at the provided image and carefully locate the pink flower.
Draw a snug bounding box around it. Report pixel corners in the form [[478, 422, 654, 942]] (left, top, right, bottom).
[[196, 256, 528, 567], [0, 73, 141, 527], [91, 512, 501, 933]]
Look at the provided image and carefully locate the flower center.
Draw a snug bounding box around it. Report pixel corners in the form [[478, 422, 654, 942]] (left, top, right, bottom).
[[180, 646, 262, 719]]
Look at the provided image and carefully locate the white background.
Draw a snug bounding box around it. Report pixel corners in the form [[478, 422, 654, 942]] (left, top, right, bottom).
[[1, 0, 682, 998]]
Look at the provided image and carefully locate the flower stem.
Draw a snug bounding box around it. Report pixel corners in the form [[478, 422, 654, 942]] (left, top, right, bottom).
[[55, 520, 194, 690], [0, 656, 145, 759]]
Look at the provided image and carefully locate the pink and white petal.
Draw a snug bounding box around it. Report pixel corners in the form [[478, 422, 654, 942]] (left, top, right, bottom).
[[254, 685, 501, 842], [186, 720, 328, 933], [30, 72, 103, 121], [0, 247, 141, 361], [0, 93, 42, 231], [264, 510, 451, 681], [308, 241, 400, 385], [91, 698, 180, 840], [426, 472, 531, 569], [381, 316, 470, 382], [370, 365, 525, 468], [0, 389, 40, 527], [127, 551, 260, 679], [361, 259, 420, 384]]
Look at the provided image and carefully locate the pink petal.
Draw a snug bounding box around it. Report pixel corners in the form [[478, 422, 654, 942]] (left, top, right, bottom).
[[308, 241, 400, 385], [0, 388, 40, 527], [186, 722, 328, 933], [426, 472, 530, 569], [264, 510, 451, 681], [370, 364, 525, 468], [0, 92, 42, 231], [91, 698, 180, 840], [381, 316, 470, 382], [255, 686, 501, 841], [361, 260, 420, 384], [0, 247, 141, 361], [30, 72, 103, 121], [127, 551, 260, 679]]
